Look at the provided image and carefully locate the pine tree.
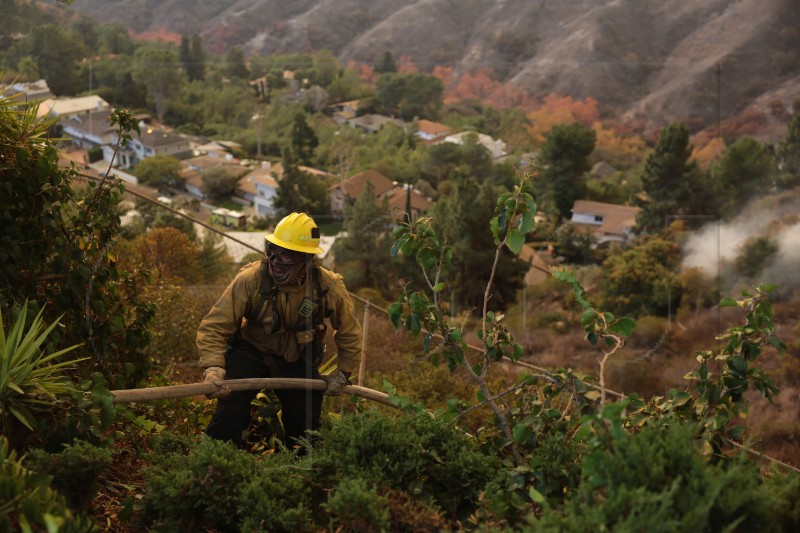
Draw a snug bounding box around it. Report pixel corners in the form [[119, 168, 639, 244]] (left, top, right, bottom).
[[374, 51, 398, 74], [539, 123, 596, 222], [272, 150, 329, 218], [635, 123, 697, 233], [336, 181, 393, 288], [290, 112, 319, 165]]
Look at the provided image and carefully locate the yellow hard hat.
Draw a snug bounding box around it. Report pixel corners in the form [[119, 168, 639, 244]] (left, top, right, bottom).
[[265, 212, 323, 254]]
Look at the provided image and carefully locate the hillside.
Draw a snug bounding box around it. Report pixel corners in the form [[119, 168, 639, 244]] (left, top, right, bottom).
[[70, 0, 800, 136]]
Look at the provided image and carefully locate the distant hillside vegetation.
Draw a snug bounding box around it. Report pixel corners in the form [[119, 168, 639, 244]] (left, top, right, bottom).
[[72, 0, 800, 136]]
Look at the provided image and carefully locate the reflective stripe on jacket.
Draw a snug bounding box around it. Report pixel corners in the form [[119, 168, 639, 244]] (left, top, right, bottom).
[[197, 261, 363, 372]]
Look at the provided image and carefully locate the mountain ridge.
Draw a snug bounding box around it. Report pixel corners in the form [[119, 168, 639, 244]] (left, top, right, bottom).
[[71, 0, 800, 137]]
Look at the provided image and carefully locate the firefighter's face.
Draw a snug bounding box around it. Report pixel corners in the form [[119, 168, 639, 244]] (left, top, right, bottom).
[[266, 244, 306, 281]]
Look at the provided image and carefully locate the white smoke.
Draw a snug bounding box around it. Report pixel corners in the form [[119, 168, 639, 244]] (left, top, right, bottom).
[[761, 223, 800, 287], [682, 191, 800, 289]]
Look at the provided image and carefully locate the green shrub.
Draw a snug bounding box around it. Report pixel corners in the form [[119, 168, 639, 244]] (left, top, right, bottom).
[[141, 437, 256, 531], [146, 430, 195, 457], [324, 477, 390, 532], [533, 423, 789, 531], [26, 440, 112, 509], [629, 315, 668, 349], [315, 411, 498, 518], [758, 469, 800, 531], [0, 436, 98, 532], [87, 146, 103, 163], [237, 452, 315, 532], [481, 430, 582, 524]]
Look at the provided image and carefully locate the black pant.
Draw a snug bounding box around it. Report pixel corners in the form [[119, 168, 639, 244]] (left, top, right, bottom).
[[205, 339, 323, 449]]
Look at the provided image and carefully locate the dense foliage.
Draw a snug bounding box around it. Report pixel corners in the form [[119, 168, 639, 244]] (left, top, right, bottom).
[[2, 5, 800, 530]]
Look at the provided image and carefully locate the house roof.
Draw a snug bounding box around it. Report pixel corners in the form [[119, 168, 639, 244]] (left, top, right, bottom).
[[591, 161, 618, 179], [416, 119, 450, 137], [5, 79, 53, 101], [263, 161, 335, 181], [348, 114, 406, 133], [237, 166, 279, 196], [180, 168, 203, 189], [387, 186, 433, 216], [36, 95, 110, 119], [571, 200, 640, 237], [60, 109, 114, 137], [182, 154, 241, 172], [330, 170, 396, 200], [138, 126, 188, 148]]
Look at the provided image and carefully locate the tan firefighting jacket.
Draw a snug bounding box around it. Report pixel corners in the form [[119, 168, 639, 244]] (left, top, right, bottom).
[[197, 260, 362, 372]]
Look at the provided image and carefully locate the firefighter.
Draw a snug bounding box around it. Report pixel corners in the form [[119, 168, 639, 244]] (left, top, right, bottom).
[[197, 212, 362, 449]]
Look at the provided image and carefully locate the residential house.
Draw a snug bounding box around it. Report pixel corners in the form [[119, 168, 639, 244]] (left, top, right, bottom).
[[327, 100, 360, 125], [108, 126, 192, 168], [180, 153, 245, 199], [3, 79, 53, 103], [347, 113, 406, 134], [36, 95, 110, 120], [60, 109, 115, 150], [414, 119, 451, 144], [386, 184, 433, 222], [328, 170, 396, 218], [442, 130, 507, 159], [236, 163, 280, 217], [263, 161, 335, 182], [570, 200, 640, 245], [591, 161, 618, 179]]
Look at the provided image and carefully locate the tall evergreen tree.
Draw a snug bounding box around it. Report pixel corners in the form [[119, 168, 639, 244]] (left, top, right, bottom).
[[635, 123, 697, 234], [538, 123, 596, 222], [224, 47, 249, 80], [433, 178, 527, 312], [710, 136, 774, 218], [23, 24, 88, 95], [132, 44, 185, 122], [272, 150, 329, 217], [290, 111, 319, 165], [374, 51, 398, 74], [335, 181, 393, 289]]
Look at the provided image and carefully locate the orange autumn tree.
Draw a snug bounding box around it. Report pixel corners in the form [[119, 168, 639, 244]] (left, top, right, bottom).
[[527, 94, 600, 144]]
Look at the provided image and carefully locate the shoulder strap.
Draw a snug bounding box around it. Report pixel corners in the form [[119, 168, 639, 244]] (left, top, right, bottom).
[[311, 265, 329, 322], [246, 261, 276, 325]]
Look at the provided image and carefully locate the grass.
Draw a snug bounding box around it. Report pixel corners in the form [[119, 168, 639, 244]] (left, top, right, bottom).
[[319, 221, 344, 235], [217, 200, 244, 211]]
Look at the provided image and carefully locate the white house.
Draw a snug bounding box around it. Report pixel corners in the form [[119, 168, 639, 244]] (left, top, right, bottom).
[[570, 200, 640, 245], [107, 125, 192, 168], [236, 163, 280, 217], [60, 109, 115, 149]]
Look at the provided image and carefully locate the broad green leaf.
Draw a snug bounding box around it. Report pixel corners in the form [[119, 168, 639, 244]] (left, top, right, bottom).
[[506, 229, 525, 254], [529, 487, 546, 503], [718, 297, 738, 307], [601, 400, 629, 420], [609, 316, 636, 337], [490, 216, 501, 244], [513, 422, 532, 444]]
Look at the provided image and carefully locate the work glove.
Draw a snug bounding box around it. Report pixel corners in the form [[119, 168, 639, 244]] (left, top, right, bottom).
[[323, 370, 350, 396], [203, 366, 230, 399]]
